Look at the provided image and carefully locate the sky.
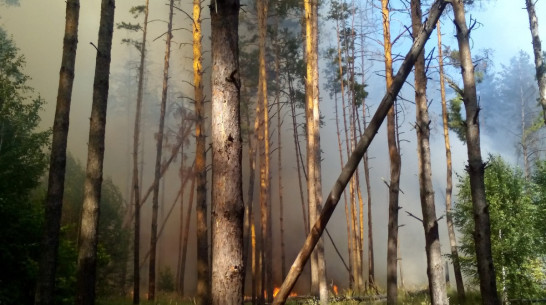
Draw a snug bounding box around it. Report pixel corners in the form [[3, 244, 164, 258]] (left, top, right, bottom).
[[1, 0, 545, 294]]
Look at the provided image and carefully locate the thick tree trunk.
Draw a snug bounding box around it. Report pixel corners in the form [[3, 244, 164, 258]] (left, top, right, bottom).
[[35, 1, 79, 304], [210, 1, 244, 305], [272, 2, 448, 303], [131, 1, 149, 303], [525, 0, 546, 124], [192, 1, 210, 304], [411, 1, 448, 304], [304, 0, 327, 302], [451, 2, 500, 305], [74, 1, 115, 304], [148, 0, 174, 299], [380, 0, 401, 303], [437, 20, 465, 302], [257, 0, 272, 302]]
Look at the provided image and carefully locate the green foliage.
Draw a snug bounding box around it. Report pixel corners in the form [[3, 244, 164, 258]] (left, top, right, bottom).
[[447, 96, 466, 142], [453, 156, 546, 300], [157, 266, 175, 292], [0, 26, 49, 305]]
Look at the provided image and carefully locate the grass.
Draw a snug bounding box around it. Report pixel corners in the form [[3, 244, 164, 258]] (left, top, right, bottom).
[[96, 288, 483, 305]]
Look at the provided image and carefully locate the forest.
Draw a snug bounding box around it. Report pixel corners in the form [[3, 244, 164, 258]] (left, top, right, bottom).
[[0, 0, 545, 304]]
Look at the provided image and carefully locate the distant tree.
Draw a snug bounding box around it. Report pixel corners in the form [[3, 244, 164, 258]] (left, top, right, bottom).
[[210, 0, 244, 305], [117, 2, 149, 303], [524, 0, 546, 124], [35, 1, 79, 304], [148, 0, 174, 299], [454, 156, 546, 301], [74, 0, 115, 304], [0, 27, 49, 305]]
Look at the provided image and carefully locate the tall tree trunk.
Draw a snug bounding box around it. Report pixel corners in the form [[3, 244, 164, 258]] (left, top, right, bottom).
[[410, 1, 448, 304], [437, 20, 465, 302], [131, 1, 149, 303], [451, 2, 500, 304], [525, 0, 546, 124], [192, 1, 210, 304], [35, 1, 79, 304], [272, 1, 448, 302], [381, 0, 401, 302], [305, 0, 327, 302], [274, 14, 287, 281], [257, 0, 272, 302], [74, 0, 115, 303], [210, 1, 243, 304], [148, 0, 174, 299]]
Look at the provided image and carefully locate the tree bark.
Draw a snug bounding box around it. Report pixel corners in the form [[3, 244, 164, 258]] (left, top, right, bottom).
[[380, 0, 401, 302], [148, 0, 174, 299], [437, 20, 465, 302], [74, 0, 115, 304], [411, 1, 448, 304], [525, 0, 546, 124], [450, 1, 500, 305], [257, 0, 272, 302], [210, 1, 244, 304], [35, 1, 79, 304], [272, 1, 448, 302], [192, 1, 210, 304], [131, 1, 149, 303]]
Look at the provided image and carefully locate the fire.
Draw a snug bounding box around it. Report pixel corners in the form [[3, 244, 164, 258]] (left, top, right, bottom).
[[273, 287, 280, 298], [333, 284, 339, 296], [270, 287, 297, 298]]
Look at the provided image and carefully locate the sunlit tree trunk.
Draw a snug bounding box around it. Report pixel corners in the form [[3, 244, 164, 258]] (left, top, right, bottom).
[[525, 0, 546, 124], [131, 1, 149, 303], [411, 1, 448, 304], [381, 0, 401, 302], [210, 0, 244, 304], [451, 2, 500, 304], [437, 20, 465, 302], [35, 1, 79, 304], [74, 0, 115, 304], [272, 4, 449, 303], [148, 0, 174, 299], [191, 1, 210, 304], [305, 0, 327, 302], [257, 0, 272, 301]]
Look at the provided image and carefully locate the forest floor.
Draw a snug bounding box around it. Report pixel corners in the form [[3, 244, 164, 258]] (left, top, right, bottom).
[[96, 289, 480, 305]]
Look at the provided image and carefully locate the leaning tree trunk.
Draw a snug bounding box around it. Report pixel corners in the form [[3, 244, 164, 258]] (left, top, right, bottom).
[[210, 1, 244, 305], [525, 0, 546, 124], [35, 1, 79, 304], [131, 1, 149, 303], [437, 20, 466, 302], [272, 1, 448, 303], [411, 1, 448, 304], [381, 0, 402, 302], [74, 0, 115, 304], [148, 0, 174, 299], [451, 2, 500, 305]]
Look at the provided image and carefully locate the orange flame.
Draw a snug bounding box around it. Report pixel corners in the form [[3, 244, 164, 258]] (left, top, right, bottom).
[[333, 284, 339, 296], [273, 287, 280, 298]]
